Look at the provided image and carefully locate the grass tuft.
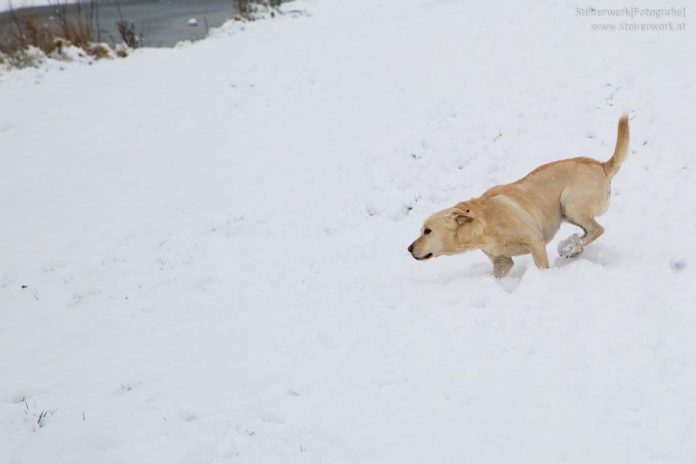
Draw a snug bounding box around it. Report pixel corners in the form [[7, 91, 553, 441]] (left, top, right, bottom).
[[0, 1, 131, 69]]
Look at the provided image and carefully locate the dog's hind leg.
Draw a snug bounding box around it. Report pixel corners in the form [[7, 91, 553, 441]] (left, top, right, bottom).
[[487, 254, 514, 278], [558, 212, 605, 258], [572, 216, 604, 247], [560, 188, 607, 257]]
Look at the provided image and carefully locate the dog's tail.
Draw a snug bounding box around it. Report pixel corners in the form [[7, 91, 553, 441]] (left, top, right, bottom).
[[603, 114, 630, 177]]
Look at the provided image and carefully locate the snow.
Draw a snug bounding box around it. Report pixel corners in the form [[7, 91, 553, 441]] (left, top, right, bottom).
[[2, 0, 696, 462], [0, 0, 52, 11]]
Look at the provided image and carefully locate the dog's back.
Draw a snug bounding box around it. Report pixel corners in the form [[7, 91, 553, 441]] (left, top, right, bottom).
[[484, 115, 630, 241]]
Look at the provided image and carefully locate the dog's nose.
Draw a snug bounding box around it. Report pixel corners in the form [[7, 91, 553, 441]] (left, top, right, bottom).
[[408, 244, 414, 253]]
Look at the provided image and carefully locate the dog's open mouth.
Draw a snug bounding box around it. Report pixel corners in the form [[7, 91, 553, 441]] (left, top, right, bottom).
[[414, 253, 433, 260]]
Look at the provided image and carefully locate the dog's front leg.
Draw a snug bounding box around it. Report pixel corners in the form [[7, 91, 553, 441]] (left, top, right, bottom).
[[488, 255, 514, 278], [527, 240, 550, 269]]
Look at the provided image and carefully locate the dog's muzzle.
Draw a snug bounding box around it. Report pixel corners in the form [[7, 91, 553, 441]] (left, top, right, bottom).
[[408, 243, 432, 260]]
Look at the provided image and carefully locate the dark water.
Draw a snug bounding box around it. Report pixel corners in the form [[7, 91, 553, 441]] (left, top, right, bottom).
[[0, 0, 242, 48]]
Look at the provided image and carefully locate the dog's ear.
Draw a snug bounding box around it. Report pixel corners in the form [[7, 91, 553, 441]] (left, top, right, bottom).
[[448, 204, 474, 225]]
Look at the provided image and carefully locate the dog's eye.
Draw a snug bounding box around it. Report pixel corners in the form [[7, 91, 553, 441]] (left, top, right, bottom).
[[424, 228, 432, 235]]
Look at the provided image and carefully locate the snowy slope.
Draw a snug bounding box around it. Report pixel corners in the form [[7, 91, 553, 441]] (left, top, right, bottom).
[[2, 0, 696, 463]]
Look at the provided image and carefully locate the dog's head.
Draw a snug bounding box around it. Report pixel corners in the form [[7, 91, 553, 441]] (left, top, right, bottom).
[[408, 202, 484, 260]]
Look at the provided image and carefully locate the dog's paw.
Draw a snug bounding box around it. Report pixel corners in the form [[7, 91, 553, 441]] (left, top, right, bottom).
[[558, 234, 584, 258]]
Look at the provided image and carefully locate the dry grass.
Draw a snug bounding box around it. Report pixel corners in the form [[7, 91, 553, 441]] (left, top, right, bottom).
[[54, 2, 93, 49], [0, 2, 93, 55], [0, 1, 123, 68], [114, 0, 140, 48], [1, 10, 51, 54], [116, 19, 138, 48], [237, 0, 282, 20], [237, 0, 253, 18]]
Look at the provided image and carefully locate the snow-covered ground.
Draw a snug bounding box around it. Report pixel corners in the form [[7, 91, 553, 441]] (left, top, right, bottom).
[[2, 0, 696, 462]]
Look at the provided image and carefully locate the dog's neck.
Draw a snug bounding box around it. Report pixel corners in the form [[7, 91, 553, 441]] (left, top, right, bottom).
[[454, 197, 488, 252]]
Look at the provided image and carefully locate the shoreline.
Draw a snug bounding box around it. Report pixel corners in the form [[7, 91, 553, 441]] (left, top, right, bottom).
[[0, 0, 243, 48]]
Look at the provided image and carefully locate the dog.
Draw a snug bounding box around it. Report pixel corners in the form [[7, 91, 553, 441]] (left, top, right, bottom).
[[408, 115, 629, 278]]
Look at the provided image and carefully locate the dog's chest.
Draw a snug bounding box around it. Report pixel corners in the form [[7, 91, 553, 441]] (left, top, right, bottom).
[[482, 241, 530, 257]]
